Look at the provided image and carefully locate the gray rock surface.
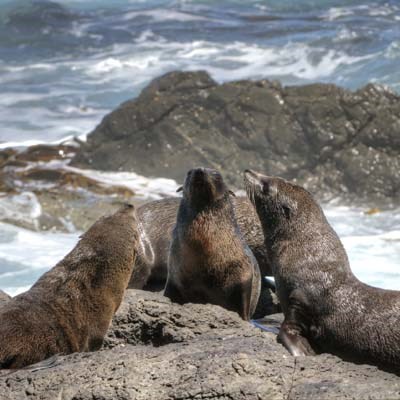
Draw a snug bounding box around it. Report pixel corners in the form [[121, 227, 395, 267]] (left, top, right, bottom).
[[73, 71, 400, 204], [1, 290, 399, 400]]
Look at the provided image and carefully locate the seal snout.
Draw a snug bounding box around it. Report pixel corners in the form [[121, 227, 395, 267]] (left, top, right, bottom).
[[244, 169, 262, 185], [244, 170, 279, 204], [243, 169, 264, 193]]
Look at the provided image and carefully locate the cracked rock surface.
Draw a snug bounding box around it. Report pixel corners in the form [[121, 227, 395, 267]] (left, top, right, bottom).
[[1, 290, 399, 400], [73, 71, 400, 204]]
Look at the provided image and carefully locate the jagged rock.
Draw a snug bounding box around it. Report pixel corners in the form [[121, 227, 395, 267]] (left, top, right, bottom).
[[73, 71, 400, 204], [1, 290, 398, 400]]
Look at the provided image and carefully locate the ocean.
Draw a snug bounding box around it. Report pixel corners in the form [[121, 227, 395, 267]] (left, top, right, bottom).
[[0, 0, 399, 295]]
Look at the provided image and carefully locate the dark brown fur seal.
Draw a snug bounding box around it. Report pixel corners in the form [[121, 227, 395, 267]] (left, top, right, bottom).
[[130, 196, 271, 291], [0, 204, 139, 369], [244, 169, 400, 370], [165, 168, 261, 320]]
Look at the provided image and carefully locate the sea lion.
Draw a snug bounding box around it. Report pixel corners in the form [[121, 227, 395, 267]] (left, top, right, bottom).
[[130, 196, 270, 291], [244, 169, 400, 370], [164, 167, 261, 320], [0, 204, 139, 369]]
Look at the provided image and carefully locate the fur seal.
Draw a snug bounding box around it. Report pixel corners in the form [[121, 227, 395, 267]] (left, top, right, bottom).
[[244, 169, 400, 370], [165, 167, 261, 320], [0, 204, 139, 369], [130, 196, 271, 291]]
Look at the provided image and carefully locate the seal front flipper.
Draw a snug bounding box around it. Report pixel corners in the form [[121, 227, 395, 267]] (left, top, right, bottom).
[[164, 280, 184, 304], [278, 289, 315, 356], [278, 322, 315, 356]]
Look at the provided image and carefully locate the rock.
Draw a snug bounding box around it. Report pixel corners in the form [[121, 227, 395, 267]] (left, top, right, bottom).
[[0, 291, 10, 307], [73, 71, 400, 204], [2, 290, 399, 400], [0, 144, 136, 232]]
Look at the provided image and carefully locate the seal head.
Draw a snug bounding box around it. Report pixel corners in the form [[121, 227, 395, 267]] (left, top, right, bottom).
[[178, 167, 233, 210]]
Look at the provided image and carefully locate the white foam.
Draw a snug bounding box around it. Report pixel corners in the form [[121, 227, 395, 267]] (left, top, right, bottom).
[[122, 9, 212, 23], [0, 222, 80, 296], [323, 7, 355, 21], [79, 37, 373, 86], [63, 165, 180, 200], [324, 205, 400, 289], [0, 133, 87, 150], [0, 192, 42, 226]]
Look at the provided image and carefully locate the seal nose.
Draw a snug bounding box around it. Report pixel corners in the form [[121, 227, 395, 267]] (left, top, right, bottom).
[[191, 167, 207, 181]]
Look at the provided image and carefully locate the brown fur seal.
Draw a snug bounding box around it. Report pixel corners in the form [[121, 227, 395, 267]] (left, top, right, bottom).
[[130, 196, 271, 291], [164, 168, 261, 320], [244, 169, 400, 370], [0, 204, 139, 369]]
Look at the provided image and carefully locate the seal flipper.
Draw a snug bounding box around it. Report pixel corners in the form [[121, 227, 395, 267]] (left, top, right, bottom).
[[278, 322, 315, 356], [278, 289, 315, 356], [164, 280, 185, 304]]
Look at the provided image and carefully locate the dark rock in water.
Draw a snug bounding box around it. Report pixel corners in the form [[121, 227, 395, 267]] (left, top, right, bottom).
[[0, 291, 10, 307], [73, 71, 400, 203], [2, 290, 398, 399]]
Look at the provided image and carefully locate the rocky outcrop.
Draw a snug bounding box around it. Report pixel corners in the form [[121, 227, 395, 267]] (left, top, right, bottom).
[[1, 290, 399, 400], [0, 144, 136, 232], [73, 71, 400, 204]]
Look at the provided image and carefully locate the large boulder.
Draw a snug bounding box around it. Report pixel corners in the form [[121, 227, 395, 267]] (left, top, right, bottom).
[[73, 71, 400, 204], [1, 290, 399, 400]]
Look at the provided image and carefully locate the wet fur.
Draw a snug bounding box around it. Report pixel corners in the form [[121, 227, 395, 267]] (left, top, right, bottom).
[[244, 170, 400, 372], [0, 205, 139, 369], [165, 168, 261, 320], [130, 196, 270, 291]]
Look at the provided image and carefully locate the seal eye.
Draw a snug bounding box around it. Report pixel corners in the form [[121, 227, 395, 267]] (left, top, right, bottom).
[[282, 205, 291, 219]]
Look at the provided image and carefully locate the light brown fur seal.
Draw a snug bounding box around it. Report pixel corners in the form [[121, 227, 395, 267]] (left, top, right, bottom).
[[244, 169, 400, 371], [0, 204, 139, 369], [165, 168, 261, 320], [130, 196, 271, 291]]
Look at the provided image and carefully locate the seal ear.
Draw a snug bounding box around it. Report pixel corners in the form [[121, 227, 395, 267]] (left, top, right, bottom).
[[176, 186, 183, 193], [281, 199, 297, 219], [282, 204, 292, 219], [228, 190, 236, 197]]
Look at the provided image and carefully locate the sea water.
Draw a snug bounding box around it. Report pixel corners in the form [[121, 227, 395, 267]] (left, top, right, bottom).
[[0, 0, 399, 295]]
